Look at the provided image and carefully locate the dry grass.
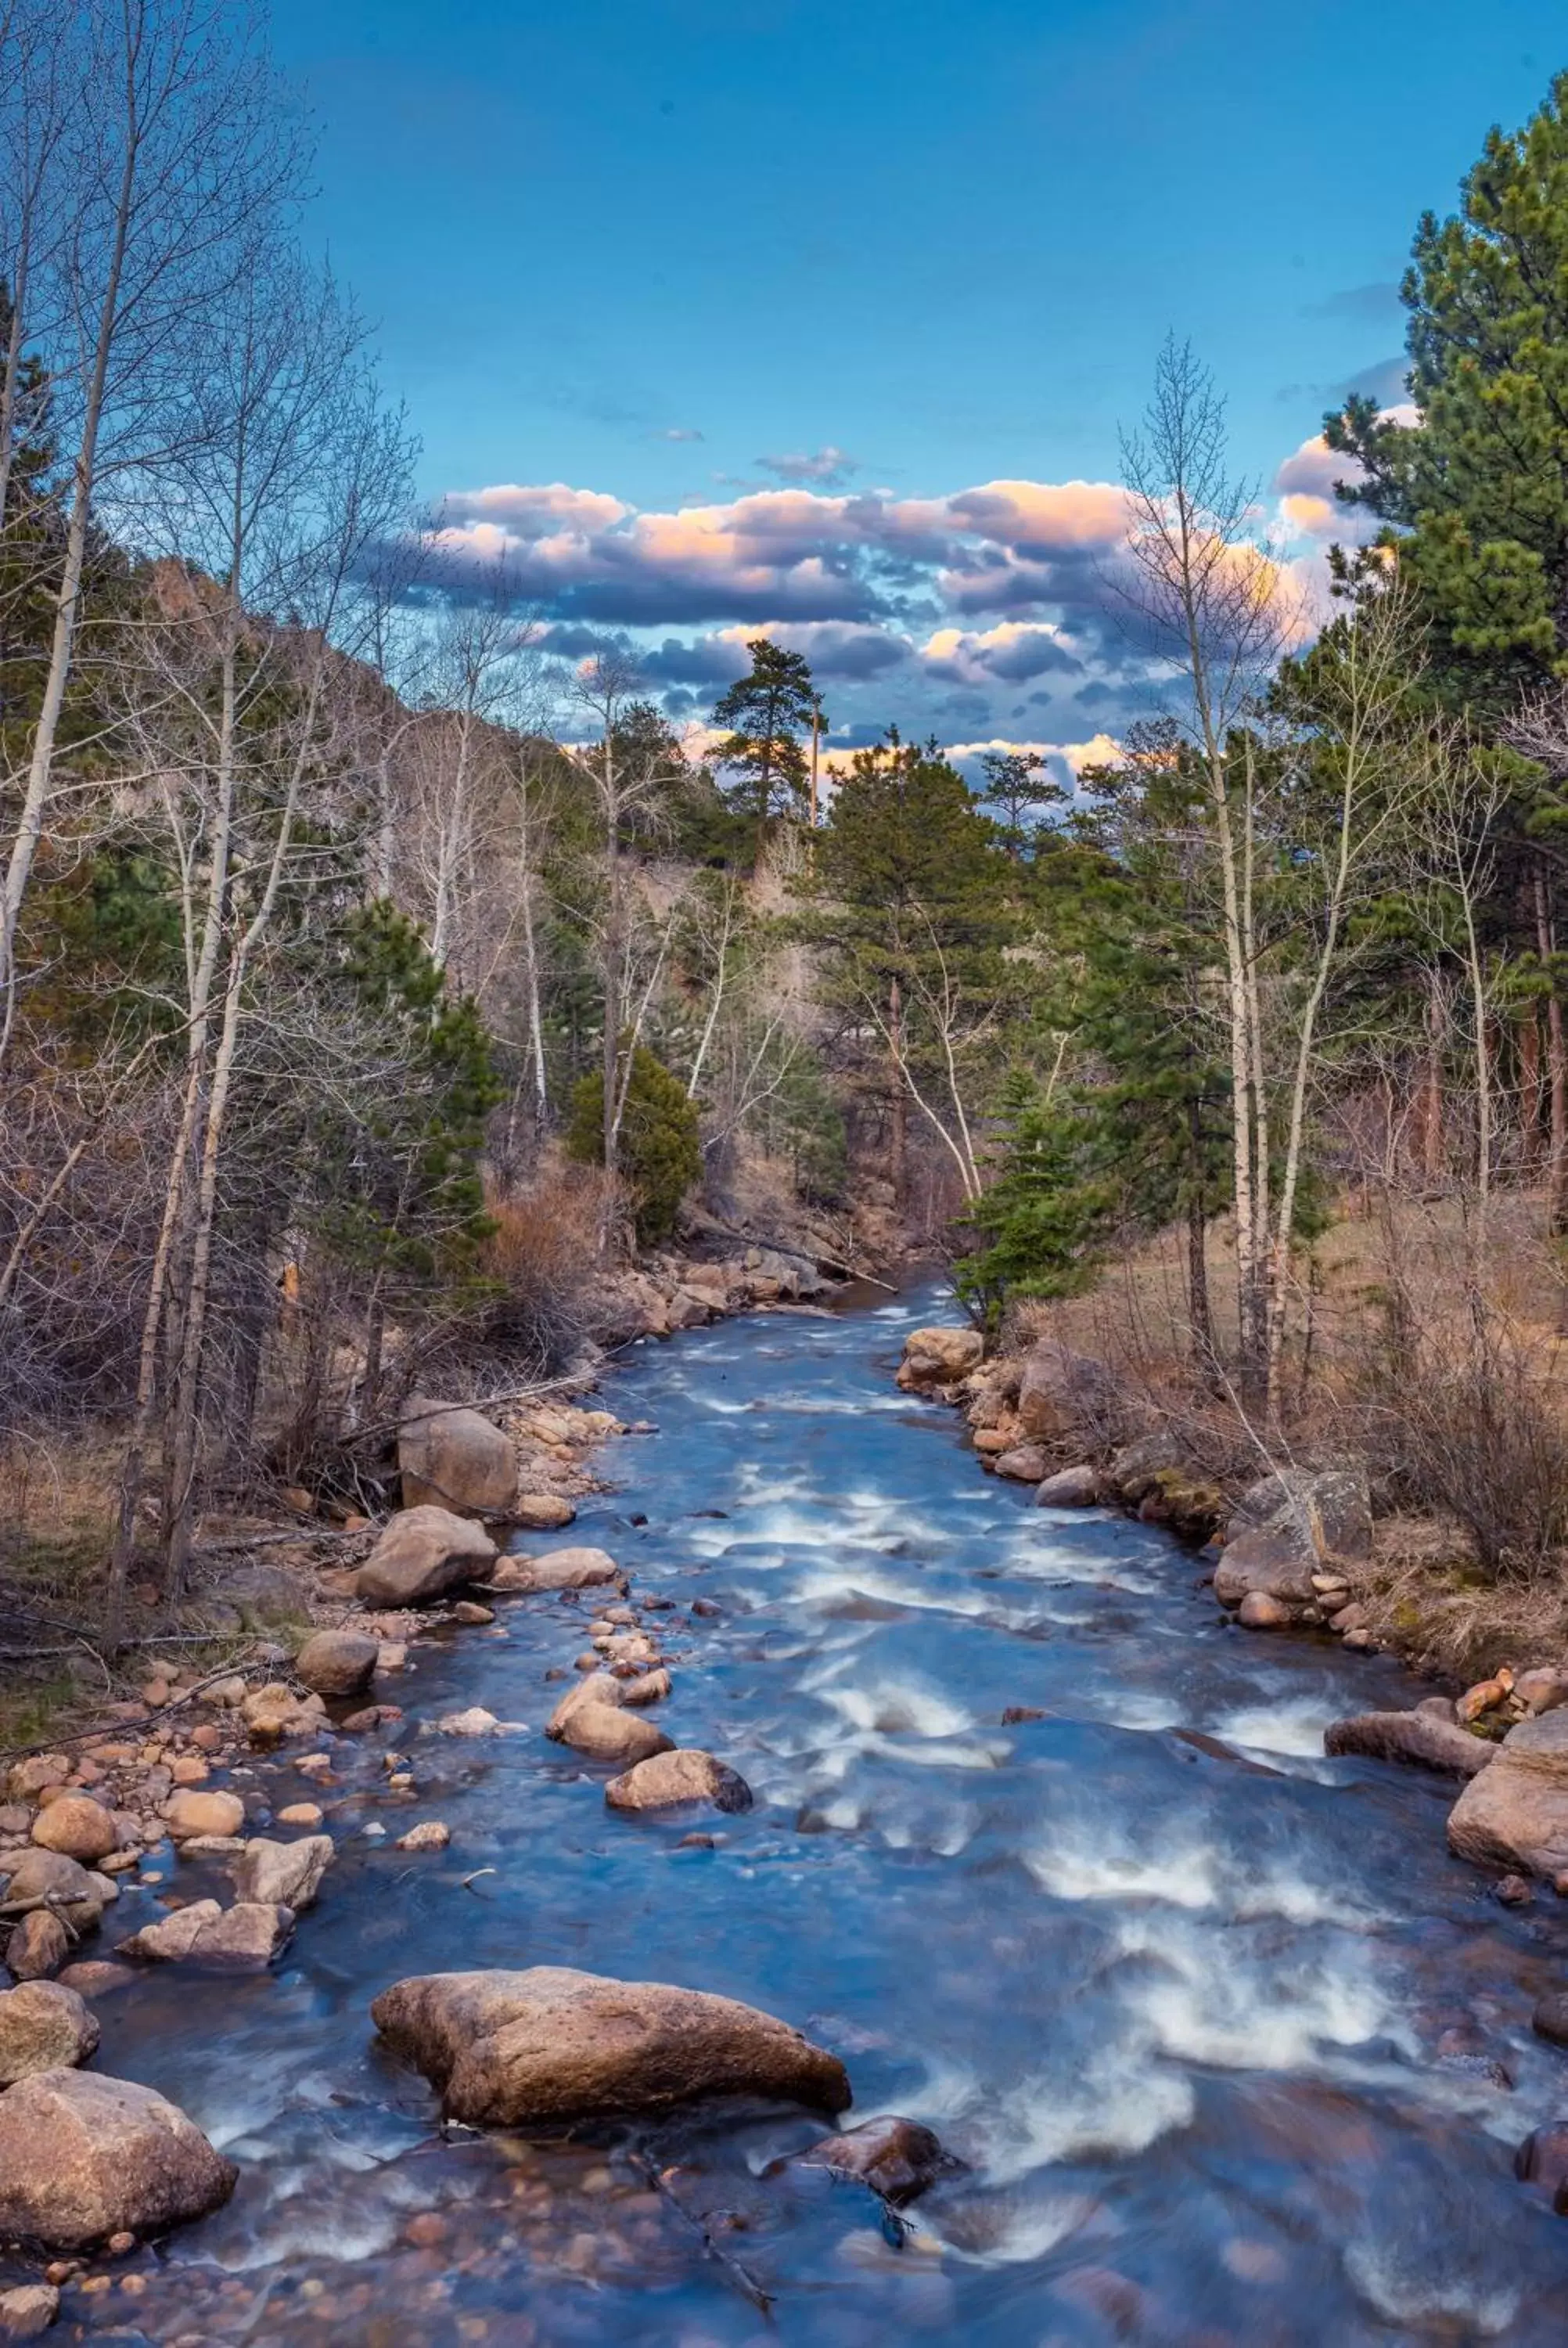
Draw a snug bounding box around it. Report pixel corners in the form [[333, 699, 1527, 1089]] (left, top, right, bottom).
[[477, 1160, 615, 1375]]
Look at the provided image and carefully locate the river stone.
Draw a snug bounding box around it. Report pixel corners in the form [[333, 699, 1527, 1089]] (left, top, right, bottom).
[[0, 1850, 106, 1931], [398, 1396, 517, 1518], [5, 1913, 69, 1981], [568, 1705, 672, 1766], [30, 1796, 117, 1865], [229, 1835, 334, 1911], [0, 2068, 237, 2247], [163, 1789, 245, 1842], [0, 2283, 59, 2336], [604, 1749, 753, 1815], [1325, 1710, 1493, 1777], [118, 1899, 293, 1969], [798, 2115, 955, 2204], [354, 1506, 498, 1606], [295, 1629, 379, 1698], [370, 1966, 850, 2125], [1236, 1590, 1297, 1630], [5, 1758, 68, 1803], [620, 1667, 672, 1707], [1533, 1993, 1568, 2047], [1516, 2122, 1568, 2199], [490, 1547, 619, 1595], [1101, 1432, 1183, 1508], [1015, 1339, 1114, 1442], [240, 1684, 327, 1743], [897, 1327, 983, 1389], [512, 1494, 576, 1531], [994, 1444, 1048, 1483], [0, 1982, 99, 2083], [1214, 1523, 1319, 1610], [1036, 1464, 1100, 1508], [1448, 1710, 1568, 1878]]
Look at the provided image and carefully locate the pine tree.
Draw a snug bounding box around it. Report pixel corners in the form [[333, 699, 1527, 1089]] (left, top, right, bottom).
[[976, 748, 1066, 859], [566, 1040, 702, 1246], [710, 639, 819, 863]]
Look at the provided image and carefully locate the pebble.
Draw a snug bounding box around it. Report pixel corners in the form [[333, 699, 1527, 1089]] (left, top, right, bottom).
[[1495, 1874, 1534, 1907], [278, 1802, 325, 1828], [396, 1821, 451, 1852]]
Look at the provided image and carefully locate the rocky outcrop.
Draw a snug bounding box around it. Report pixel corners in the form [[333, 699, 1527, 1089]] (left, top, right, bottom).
[[0, 1982, 99, 2084], [294, 1628, 379, 1698], [229, 1835, 334, 1912], [897, 1327, 984, 1389], [798, 2115, 955, 2204], [398, 1395, 517, 1516], [0, 2069, 236, 2248], [1447, 1709, 1568, 1878], [370, 1966, 850, 2125], [1325, 1709, 1494, 1777], [488, 1546, 619, 1595], [1015, 1340, 1114, 1445], [603, 1748, 753, 1814], [354, 1505, 497, 1606], [1214, 1468, 1371, 1612]]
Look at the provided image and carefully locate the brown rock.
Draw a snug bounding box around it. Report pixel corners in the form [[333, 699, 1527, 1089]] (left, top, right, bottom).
[[371, 1966, 849, 2126], [1516, 2122, 1568, 2198], [0, 1982, 99, 2083], [1458, 1672, 1514, 1725], [162, 1790, 245, 1842], [6, 1913, 69, 1981], [30, 1798, 116, 1866], [354, 1505, 498, 1606], [798, 2115, 954, 2203], [0, 2069, 236, 2248], [5, 1758, 68, 1803], [0, 1851, 106, 1931], [1448, 1709, 1568, 1879], [395, 1820, 450, 1852], [1325, 1711, 1492, 1777], [1214, 1525, 1319, 1610], [168, 1756, 208, 1786], [604, 1748, 753, 1815], [512, 1493, 577, 1531], [451, 1600, 494, 1625], [228, 1835, 334, 1911], [973, 1428, 1009, 1456], [1035, 1464, 1100, 1508], [1237, 1591, 1296, 1630], [1016, 1340, 1115, 1442], [239, 1684, 326, 1744], [397, 1395, 517, 1517], [897, 1327, 984, 1389], [1516, 1669, 1568, 1718], [55, 1963, 134, 2000], [620, 1668, 672, 1707], [277, 1802, 324, 1828], [0, 2282, 59, 2336], [563, 1706, 673, 1767], [294, 1629, 379, 1698], [489, 1547, 619, 1595], [994, 1444, 1048, 1483], [1533, 1992, 1568, 2047], [117, 1899, 292, 1969]]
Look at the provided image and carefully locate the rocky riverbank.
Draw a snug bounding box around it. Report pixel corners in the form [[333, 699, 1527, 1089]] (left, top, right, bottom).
[[899, 1321, 1568, 1921]]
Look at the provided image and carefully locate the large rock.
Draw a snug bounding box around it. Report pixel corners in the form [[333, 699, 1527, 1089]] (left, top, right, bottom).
[[398, 1396, 517, 1517], [1016, 1340, 1115, 1444], [897, 1327, 983, 1389], [0, 1982, 99, 2083], [5, 1914, 68, 1981], [0, 1850, 107, 1932], [489, 1547, 619, 1595], [354, 1506, 497, 1606], [1448, 1709, 1568, 1879], [993, 1443, 1048, 1483], [229, 1835, 334, 1912], [798, 2115, 955, 2204], [548, 1678, 673, 1766], [30, 1796, 117, 1865], [1228, 1467, 1371, 1558], [294, 1628, 379, 1698], [1036, 1464, 1100, 1508], [512, 1494, 576, 1531], [118, 1899, 293, 1969], [239, 1683, 326, 1743], [1100, 1431, 1182, 1510], [604, 1748, 753, 1814], [0, 2068, 236, 2247], [162, 1789, 245, 1842], [1325, 1710, 1494, 1778], [221, 1560, 311, 1630], [371, 1967, 849, 2126]]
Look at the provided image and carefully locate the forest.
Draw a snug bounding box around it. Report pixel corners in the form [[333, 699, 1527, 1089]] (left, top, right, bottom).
[[7, 2, 1568, 1662]]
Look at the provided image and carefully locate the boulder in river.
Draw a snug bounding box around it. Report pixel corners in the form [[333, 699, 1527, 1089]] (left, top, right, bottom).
[[229, 1835, 334, 1912], [897, 1327, 983, 1389], [0, 2068, 236, 2248], [1516, 2121, 1568, 2203], [512, 1493, 576, 1531], [604, 1748, 753, 1814], [993, 1443, 1048, 1483], [370, 1965, 850, 2125], [29, 1795, 117, 1865], [1448, 1709, 1568, 1879], [1325, 1710, 1493, 1778], [5, 1913, 68, 1982], [1035, 1464, 1100, 1508], [118, 1898, 293, 1969], [0, 1982, 99, 2083], [0, 1849, 109, 1932], [398, 1395, 517, 1517], [1532, 1993, 1568, 2047], [0, 2283, 58, 2336], [354, 1505, 498, 1606], [489, 1546, 619, 1595], [294, 1628, 379, 1698], [1015, 1339, 1115, 1443], [162, 1788, 245, 1842], [797, 2114, 957, 2204]]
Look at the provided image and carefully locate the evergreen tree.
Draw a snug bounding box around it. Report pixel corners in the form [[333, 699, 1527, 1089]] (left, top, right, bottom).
[[710, 639, 819, 861], [566, 1040, 701, 1245], [976, 748, 1066, 859]]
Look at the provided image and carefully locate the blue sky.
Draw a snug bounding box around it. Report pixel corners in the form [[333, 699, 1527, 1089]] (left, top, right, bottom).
[[270, 0, 1566, 765]]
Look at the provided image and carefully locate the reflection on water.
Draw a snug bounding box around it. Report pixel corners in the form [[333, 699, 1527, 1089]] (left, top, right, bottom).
[[33, 1282, 1568, 2343]]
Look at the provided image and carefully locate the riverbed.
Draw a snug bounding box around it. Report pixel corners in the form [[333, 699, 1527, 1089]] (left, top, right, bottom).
[[40, 1281, 1568, 2344]]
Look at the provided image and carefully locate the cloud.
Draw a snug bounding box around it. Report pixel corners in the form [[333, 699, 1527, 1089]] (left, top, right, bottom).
[[755, 445, 859, 487], [654, 427, 704, 442], [921, 620, 1083, 684]]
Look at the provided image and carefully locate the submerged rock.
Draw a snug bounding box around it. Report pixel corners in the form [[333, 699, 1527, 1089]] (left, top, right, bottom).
[[0, 2283, 58, 2336], [162, 1789, 245, 1842], [489, 1547, 619, 1595], [1448, 1709, 1568, 1879], [798, 2114, 957, 2204], [354, 1506, 498, 1606], [547, 1678, 673, 1766], [0, 1982, 99, 2083], [1325, 1710, 1492, 1778], [370, 1966, 850, 2125], [604, 1749, 753, 1814], [1516, 2121, 1568, 2204], [398, 1395, 517, 1517], [0, 2069, 236, 2248], [1533, 1993, 1568, 2047]]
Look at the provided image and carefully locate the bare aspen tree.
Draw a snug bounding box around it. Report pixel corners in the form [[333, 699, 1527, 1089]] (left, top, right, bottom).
[[1120, 337, 1293, 1390], [0, 0, 299, 1065]]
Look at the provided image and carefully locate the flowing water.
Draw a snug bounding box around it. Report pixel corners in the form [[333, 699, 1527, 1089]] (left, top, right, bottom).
[[38, 1282, 1568, 2344]]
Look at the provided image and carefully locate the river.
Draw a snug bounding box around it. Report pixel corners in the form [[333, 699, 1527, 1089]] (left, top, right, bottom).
[[46, 1280, 1568, 2344]]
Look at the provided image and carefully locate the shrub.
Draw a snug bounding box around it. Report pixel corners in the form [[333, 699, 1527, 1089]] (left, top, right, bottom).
[[566, 1045, 702, 1248], [477, 1171, 605, 1377]]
